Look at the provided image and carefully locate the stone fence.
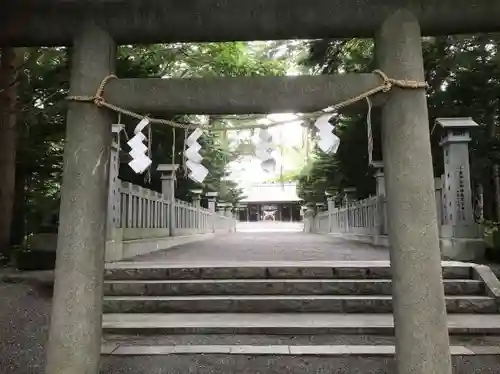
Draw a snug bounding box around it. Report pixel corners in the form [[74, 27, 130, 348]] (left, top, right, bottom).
[[307, 184, 484, 261], [105, 180, 235, 262], [29, 130, 238, 262], [309, 196, 389, 245], [103, 131, 236, 261], [116, 182, 214, 234], [307, 119, 488, 261]]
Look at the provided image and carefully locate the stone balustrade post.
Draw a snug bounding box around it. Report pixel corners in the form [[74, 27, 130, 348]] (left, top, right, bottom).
[[315, 203, 325, 232], [206, 192, 218, 233], [158, 164, 179, 237], [190, 189, 203, 233], [224, 205, 235, 232], [343, 189, 356, 234], [193, 196, 201, 232], [303, 204, 316, 233], [327, 197, 335, 233], [107, 124, 122, 241], [373, 161, 386, 240]]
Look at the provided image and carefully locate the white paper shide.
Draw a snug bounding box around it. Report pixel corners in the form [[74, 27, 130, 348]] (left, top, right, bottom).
[[184, 128, 208, 183], [128, 118, 152, 174], [314, 114, 340, 154], [255, 129, 276, 173]]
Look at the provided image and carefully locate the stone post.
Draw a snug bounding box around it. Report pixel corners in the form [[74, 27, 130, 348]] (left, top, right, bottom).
[[373, 161, 386, 240], [344, 187, 357, 202], [158, 164, 179, 237], [206, 192, 218, 233], [327, 196, 335, 233], [45, 21, 115, 374], [344, 188, 356, 233], [107, 126, 121, 236], [376, 10, 452, 374], [190, 189, 203, 232], [303, 204, 316, 233], [105, 124, 124, 261], [373, 161, 386, 198], [217, 202, 227, 230], [193, 195, 201, 232], [224, 205, 235, 232], [315, 202, 325, 232], [217, 202, 226, 215], [223, 205, 230, 218]]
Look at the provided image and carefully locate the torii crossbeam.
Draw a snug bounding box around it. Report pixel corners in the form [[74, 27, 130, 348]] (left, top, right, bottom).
[[2, 0, 500, 45]]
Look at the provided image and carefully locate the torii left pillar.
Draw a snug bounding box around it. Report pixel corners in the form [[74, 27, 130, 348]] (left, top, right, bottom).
[[45, 21, 115, 374]]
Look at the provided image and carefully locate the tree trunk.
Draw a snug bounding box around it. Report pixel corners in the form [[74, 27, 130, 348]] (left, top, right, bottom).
[[0, 48, 18, 258]]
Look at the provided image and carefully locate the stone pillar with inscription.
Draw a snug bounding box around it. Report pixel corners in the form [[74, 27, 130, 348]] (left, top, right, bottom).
[[436, 118, 484, 260]]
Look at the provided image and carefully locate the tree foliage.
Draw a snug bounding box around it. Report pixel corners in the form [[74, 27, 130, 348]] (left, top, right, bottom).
[[299, 35, 500, 219], [6, 42, 287, 249]]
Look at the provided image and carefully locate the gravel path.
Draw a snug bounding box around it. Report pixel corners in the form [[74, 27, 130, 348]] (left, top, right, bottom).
[[0, 281, 51, 374]]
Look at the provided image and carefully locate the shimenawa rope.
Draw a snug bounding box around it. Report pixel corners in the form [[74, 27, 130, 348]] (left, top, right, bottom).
[[66, 70, 428, 132]]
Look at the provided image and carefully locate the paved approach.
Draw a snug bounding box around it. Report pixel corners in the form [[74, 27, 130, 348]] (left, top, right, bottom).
[[133, 222, 389, 263]]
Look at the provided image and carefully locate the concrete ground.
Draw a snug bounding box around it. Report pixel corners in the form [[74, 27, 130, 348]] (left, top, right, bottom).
[[0, 223, 388, 373], [133, 222, 389, 263]]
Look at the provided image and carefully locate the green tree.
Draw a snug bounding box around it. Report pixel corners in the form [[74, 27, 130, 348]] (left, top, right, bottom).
[[299, 35, 500, 219], [4, 41, 288, 257]]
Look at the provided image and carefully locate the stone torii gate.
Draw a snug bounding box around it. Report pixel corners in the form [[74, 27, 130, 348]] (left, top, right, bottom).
[[3, 2, 500, 374]]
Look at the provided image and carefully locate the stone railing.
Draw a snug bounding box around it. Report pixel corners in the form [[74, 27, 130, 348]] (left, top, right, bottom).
[[308, 119, 487, 261], [118, 182, 170, 230], [105, 180, 235, 262], [309, 185, 484, 260], [313, 196, 388, 245]]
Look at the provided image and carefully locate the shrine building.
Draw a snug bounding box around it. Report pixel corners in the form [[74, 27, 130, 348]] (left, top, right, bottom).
[[237, 182, 303, 222]]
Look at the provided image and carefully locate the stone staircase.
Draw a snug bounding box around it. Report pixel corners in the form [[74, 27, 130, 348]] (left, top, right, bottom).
[[100, 261, 500, 373]]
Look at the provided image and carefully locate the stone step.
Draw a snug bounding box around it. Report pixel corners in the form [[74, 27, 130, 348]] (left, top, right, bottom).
[[103, 295, 497, 314], [100, 348, 500, 374], [103, 333, 399, 346], [102, 333, 500, 347], [104, 279, 484, 296], [102, 343, 500, 357], [102, 313, 500, 335], [104, 261, 473, 280]]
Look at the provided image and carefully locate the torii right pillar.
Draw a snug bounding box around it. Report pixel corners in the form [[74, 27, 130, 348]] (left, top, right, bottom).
[[376, 10, 452, 374]]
